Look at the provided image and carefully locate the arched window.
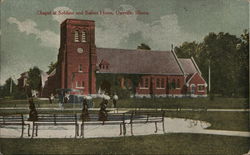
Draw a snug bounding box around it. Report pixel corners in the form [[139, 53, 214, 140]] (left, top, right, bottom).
[[161, 78, 164, 88], [79, 64, 82, 72], [172, 79, 176, 89], [156, 78, 160, 88], [145, 78, 149, 88], [81, 31, 86, 42], [74, 30, 79, 42], [176, 79, 180, 88]]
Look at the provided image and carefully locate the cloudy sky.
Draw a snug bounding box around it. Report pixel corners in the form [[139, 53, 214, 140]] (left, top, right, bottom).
[[0, 0, 249, 84]]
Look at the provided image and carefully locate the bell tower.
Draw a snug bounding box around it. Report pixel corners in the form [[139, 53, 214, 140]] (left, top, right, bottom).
[[57, 19, 97, 95]]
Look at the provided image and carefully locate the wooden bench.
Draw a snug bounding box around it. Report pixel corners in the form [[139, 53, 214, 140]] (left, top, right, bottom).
[[31, 114, 79, 138], [80, 113, 126, 138], [122, 111, 166, 136], [80, 111, 165, 137], [0, 114, 30, 137]]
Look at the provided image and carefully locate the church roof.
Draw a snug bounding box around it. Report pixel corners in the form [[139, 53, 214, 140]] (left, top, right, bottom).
[[96, 48, 183, 75], [178, 58, 198, 74]]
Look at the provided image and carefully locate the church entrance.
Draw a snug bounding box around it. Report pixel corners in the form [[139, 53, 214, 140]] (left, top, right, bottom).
[[100, 80, 111, 94]]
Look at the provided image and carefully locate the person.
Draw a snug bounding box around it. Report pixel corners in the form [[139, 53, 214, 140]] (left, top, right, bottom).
[[112, 93, 118, 108], [81, 97, 89, 121], [64, 93, 69, 104], [98, 97, 109, 123], [28, 98, 38, 121]]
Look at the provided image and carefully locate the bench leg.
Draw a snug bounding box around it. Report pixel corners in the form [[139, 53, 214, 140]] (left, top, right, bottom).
[[77, 125, 79, 137], [81, 123, 84, 138], [123, 123, 126, 136], [21, 124, 24, 138], [75, 125, 77, 138], [162, 120, 165, 133], [31, 122, 35, 138], [119, 123, 122, 135], [35, 124, 38, 136], [130, 123, 133, 136], [154, 122, 158, 133], [27, 124, 30, 137]]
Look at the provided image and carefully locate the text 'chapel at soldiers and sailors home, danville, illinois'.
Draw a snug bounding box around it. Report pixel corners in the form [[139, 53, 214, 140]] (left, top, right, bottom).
[[21, 19, 208, 98]]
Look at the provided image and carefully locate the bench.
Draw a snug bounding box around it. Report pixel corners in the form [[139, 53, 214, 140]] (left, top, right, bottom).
[[122, 111, 166, 136], [0, 114, 30, 137], [31, 114, 79, 138], [80, 111, 165, 137], [80, 113, 126, 138]]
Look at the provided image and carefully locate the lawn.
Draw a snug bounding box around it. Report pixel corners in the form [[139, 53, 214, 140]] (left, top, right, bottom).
[[0, 97, 249, 109], [0, 134, 249, 155]]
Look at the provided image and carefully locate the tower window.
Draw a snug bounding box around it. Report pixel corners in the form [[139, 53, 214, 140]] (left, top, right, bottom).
[[82, 31, 86, 42], [74, 30, 79, 42], [79, 64, 82, 72]]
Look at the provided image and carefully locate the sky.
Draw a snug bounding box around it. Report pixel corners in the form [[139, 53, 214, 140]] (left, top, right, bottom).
[[0, 0, 249, 85]]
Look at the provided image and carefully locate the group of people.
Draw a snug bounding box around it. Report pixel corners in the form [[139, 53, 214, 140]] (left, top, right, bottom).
[[80, 93, 119, 122]]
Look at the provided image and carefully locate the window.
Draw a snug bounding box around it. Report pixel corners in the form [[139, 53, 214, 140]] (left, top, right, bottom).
[[156, 78, 160, 88], [145, 78, 149, 88], [76, 81, 84, 88], [176, 79, 180, 88], [171, 79, 176, 89], [74, 30, 79, 42], [81, 31, 86, 42], [79, 64, 82, 72], [198, 85, 205, 92], [161, 78, 164, 88], [139, 78, 149, 88]]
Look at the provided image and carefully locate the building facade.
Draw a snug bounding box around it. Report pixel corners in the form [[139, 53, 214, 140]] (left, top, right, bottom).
[[44, 19, 207, 98]]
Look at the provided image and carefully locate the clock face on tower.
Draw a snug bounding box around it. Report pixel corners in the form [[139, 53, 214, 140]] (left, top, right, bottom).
[[77, 48, 83, 53]]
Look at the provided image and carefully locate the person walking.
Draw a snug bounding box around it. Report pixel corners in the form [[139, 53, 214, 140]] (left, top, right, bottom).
[[113, 93, 118, 108]]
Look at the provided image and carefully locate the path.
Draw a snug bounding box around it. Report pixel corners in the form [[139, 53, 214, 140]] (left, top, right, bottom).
[[1, 117, 249, 138], [0, 107, 249, 112]]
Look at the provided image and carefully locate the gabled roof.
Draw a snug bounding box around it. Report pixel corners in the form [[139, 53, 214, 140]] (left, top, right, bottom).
[[179, 58, 200, 74], [96, 48, 184, 75]]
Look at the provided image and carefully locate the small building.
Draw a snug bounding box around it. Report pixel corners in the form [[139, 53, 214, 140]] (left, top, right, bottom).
[[44, 19, 207, 98]]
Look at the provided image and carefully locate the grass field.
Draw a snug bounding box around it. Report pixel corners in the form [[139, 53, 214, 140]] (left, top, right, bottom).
[[0, 134, 249, 155], [0, 97, 249, 109]]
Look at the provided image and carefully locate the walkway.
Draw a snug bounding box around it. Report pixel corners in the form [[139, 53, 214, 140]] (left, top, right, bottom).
[[1, 117, 249, 138], [0, 107, 249, 112]]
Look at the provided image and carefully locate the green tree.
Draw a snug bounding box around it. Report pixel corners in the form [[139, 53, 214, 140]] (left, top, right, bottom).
[[199, 32, 242, 96], [27, 66, 41, 91], [174, 41, 201, 60], [47, 61, 57, 74], [0, 78, 16, 98], [236, 30, 249, 97]]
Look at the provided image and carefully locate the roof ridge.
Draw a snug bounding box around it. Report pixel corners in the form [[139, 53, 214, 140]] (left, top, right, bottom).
[[191, 57, 201, 74], [96, 47, 171, 53], [171, 50, 185, 75]]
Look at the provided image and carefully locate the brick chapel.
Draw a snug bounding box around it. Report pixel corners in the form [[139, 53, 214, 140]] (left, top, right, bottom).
[[43, 19, 207, 98]]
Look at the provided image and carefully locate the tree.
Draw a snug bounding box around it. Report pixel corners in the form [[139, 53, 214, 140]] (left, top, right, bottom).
[[47, 61, 57, 74], [27, 67, 41, 91], [174, 41, 201, 60], [0, 78, 16, 98], [199, 32, 242, 96], [137, 43, 151, 50], [175, 31, 247, 97], [236, 30, 249, 97]]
